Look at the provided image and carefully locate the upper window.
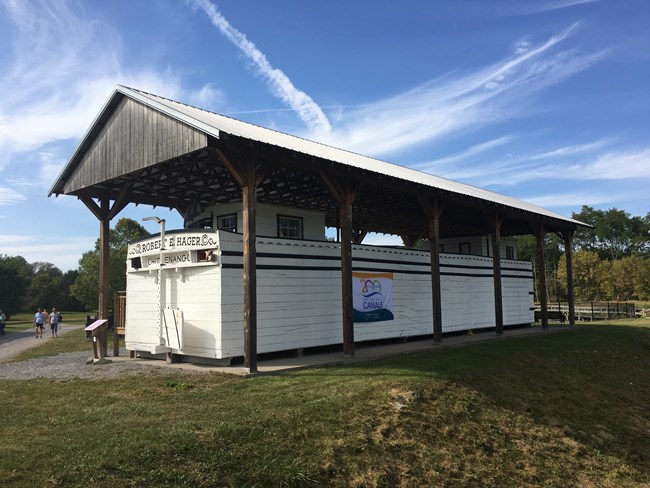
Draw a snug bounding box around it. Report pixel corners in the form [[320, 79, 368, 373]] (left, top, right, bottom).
[[459, 242, 471, 255], [217, 214, 237, 232], [505, 245, 515, 260], [277, 215, 303, 239], [187, 216, 213, 230]]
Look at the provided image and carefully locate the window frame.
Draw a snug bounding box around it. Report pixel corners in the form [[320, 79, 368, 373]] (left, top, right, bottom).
[[277, 214, 304, 240], [216, 213, 238, 233]]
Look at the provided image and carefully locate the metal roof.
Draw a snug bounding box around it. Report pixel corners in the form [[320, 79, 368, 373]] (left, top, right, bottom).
[[114, 85, 585, 228]]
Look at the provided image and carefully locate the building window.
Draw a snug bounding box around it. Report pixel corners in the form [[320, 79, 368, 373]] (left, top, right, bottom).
[[187, 216, 213, 230], [459, 242, 471, 255], [506, 245, 515, 260], [438, 244, 444, 253], [217, 214, 237, 232], [277, 215, 303, 239]]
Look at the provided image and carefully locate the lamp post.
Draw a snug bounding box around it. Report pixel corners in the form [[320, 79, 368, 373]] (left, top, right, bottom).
[[143, 216, 166, 345]]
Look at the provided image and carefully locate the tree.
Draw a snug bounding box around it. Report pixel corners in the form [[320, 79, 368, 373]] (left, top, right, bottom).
[[70, 250, 99, 310], [569, 251, 607, 301], [111, 218, 151, 248], [512, 233, 563, 266], [604, 257, 637, 301], [572, 206, 648, 260], [513, 233, 564, 303], [631, 212, 650, 256], [634, 257, 650, 300], [24, 262, 64, 312], [71, 218, 150, 310], [0, 255, 33, 313], [58, 270, 84, 311]]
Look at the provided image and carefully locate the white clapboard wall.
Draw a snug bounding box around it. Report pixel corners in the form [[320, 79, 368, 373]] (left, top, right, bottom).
[[125, 230, 533, 360], [217, 232, 533, 358]]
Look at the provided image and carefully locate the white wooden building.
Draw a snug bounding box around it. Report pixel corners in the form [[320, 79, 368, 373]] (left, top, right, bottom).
[[49, 86, 587, 372], [125, 203, 530, 364]]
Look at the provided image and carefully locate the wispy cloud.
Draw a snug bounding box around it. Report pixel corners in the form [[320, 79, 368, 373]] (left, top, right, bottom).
[[523, 191, 622, 209], [523, 139, 613, 160], [580, 148, 650, 180], [0, 0, 185, 178], [532, 0, 599, 13], [188, 0, 332, 135], [317, 23, 605, 156], [188, 83, 225, 112], [0, 234, 96, 271], [446, 144, 650, 187], [415, 138, 613, 180], [0, 187, 27, 205], [0, 234, 33, 244], [414, 136, 515, 172]]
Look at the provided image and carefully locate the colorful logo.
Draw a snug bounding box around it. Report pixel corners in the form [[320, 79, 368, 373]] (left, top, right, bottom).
[[361, 279, 383, 298], [353, 272, 394, 322]]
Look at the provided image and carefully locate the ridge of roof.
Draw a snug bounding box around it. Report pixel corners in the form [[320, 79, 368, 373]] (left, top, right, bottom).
[[50, 85, 587, 228], [120, 86, 586, 228]]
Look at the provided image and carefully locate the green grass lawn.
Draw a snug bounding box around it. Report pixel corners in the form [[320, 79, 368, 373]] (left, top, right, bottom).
[[0, 319, 648, 487]]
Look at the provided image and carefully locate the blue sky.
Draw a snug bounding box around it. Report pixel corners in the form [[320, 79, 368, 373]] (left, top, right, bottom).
[[1, 0, 649, 272]]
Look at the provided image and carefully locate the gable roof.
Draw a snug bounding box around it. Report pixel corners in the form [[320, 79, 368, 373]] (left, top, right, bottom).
[[50, 85, 587, 235]]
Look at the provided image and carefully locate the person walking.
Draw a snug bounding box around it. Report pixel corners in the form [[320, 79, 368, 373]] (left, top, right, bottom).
[[34, 308, 45, 338], [0, 309, 6, 336], [49, 308, 61, 338]]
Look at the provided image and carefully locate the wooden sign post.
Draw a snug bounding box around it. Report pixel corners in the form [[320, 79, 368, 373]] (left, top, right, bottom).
[[84, 319, 111, 364]]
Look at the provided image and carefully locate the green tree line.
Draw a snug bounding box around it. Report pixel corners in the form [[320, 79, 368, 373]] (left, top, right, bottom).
[[0, 218, 148, 315], [515, 206, 650, 302]]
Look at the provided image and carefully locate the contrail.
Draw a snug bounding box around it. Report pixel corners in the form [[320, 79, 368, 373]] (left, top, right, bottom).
[[188, 0, 332, 134]]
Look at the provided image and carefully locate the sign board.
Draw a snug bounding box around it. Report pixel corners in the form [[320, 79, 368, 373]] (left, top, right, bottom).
[[352, 272, 394, 322], [84, 319, 108, 332], [127, 231, 219, 271]]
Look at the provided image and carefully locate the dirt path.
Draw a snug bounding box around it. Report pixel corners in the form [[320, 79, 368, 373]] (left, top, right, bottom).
[[0, 324, 83, 363]]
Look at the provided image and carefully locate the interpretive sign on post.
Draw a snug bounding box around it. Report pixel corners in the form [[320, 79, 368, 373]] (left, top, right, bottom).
[[84, 319, 110, 364]]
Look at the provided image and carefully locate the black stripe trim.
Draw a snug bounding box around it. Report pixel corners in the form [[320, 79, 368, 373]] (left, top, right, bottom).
[[221, 249, 532, 275], [221, 263, 533, 279]]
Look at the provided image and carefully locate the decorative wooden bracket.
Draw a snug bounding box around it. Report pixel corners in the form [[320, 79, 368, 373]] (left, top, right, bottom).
[[351, 228, 368, 245]]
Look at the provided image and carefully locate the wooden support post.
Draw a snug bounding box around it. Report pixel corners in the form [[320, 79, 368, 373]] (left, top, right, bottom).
[[562, 229, 576, 326], [320, 171, 361, 356], [536, 224, 549, 329], [242, 165, 258, 373], [339, 191, 354, 356], [219, 149, 260, 372], [491, 214, 504, 336], [99, 198, 110, 322], [79, 193, 128, 356], [420, 196, 443, 343], [113, 292, 120, 357]]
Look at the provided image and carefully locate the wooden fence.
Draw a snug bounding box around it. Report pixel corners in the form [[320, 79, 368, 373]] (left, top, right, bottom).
[[534, 302, 637, 322]]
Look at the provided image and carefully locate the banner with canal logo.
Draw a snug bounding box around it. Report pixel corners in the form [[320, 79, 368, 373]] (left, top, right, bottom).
[[352, 271, 394, 322]]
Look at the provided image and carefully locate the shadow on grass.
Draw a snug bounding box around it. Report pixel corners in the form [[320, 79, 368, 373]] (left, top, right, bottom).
[[294, 325, 650, 478]]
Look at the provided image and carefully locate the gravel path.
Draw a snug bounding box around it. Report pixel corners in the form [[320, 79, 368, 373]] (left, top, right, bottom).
[[0, 325, 169, 381]]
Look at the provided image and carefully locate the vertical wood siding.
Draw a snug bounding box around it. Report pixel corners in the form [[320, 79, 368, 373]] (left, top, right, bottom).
[[65, 97, 207, 193]]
